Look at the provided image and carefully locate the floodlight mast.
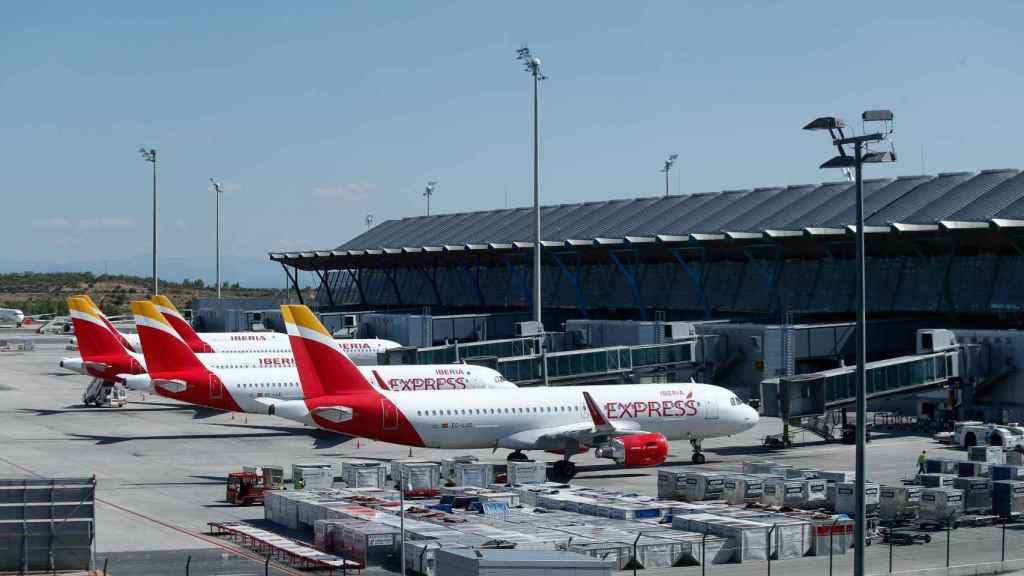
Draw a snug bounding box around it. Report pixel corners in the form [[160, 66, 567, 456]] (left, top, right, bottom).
[[804, 110, 895, 576], [210, 178, 224, 298], [517, 45, 545, 328], [139, 147, 158, 295], [365, 214, 375, 228], [423, 181, 437, 216], [661, 154, 679, 196]]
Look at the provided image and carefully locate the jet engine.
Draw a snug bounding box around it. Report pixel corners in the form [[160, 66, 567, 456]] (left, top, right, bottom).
[[594, 433, 669, 467]]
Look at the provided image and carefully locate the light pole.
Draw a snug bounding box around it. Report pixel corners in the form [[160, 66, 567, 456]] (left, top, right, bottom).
[[517, 45, 545, 327], [661, 153, 678, 196], [139, 148, 158, 295], [805, 110, 895, 576], [209, 178, 224, 298], [423, 181, 436, 216]]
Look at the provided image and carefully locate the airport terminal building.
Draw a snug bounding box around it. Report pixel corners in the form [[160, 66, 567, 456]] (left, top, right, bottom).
[[271, 169, 1024, 428]]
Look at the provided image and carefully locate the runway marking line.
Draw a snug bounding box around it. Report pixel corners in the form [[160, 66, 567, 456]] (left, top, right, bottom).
[[0, 455, 307, 576]]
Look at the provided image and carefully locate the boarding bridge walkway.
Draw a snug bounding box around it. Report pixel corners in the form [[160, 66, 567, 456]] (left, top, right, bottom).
[[767, 347, 962, 420]]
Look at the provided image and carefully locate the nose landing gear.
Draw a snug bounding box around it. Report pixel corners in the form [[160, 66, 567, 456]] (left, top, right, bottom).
[[507, 450, 530, 462], [690, 439, 706, 464]]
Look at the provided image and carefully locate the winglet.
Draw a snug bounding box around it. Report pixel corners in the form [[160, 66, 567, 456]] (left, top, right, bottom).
[[582, 391, 612, 429]]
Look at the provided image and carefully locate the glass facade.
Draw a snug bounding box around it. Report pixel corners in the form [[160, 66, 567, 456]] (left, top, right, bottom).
[[820, 352, 956, 405]]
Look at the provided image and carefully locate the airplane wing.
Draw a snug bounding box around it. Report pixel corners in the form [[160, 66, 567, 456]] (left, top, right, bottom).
[[498, 391, 648, 450]]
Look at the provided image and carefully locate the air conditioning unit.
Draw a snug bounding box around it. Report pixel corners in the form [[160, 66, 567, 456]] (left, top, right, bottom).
[[515, 321, 545, 337]]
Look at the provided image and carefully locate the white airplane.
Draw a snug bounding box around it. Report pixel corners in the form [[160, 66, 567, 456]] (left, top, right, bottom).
[[262, 305, 759, 479], [0, 308, 25, 327], [150, 295, 401, 363], [118, 300, 514, 409]]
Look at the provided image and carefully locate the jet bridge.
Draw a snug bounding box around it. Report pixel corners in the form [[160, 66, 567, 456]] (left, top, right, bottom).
[[762, 346, 962, 419]]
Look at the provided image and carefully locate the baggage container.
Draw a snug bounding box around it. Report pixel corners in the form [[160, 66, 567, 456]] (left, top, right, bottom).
[[389, 458, 430, 480], [992, 480, 1024, 517], [807, 516, 854, 556], [569, 541, 633, 570], [833, 482, 879, 516], [394, 462, 440, 497], [924, 459, 958, 475], [478, 491, 520, 507], [879, 486, 921, 523], [763, 478, 824, 509], [657, 470, 688, 500], [674, 514, 769, 563], [919, 488, 964, 526], [917, 473, 955, 488], [507, 461, 547, 484], [292, 464, 334, 490], [341, 461, 387, 489], [784, 468, 820, 480], [992, 464, 1024, 481], [771, 518, 813, 559], [723, 475, 764, 504], [969, 446, 1005, 464], [685, 471, 728, 501], [953, 477, 992, 513], [1007, 451, 1024, 466], [762, 479, 806, 508], [957, 461, 991, 478], [452, 462, 494, 487], [345, 523, 400, 566], [742, 461, 779, 475], [440, 456, 478, 480], [818, 470, 855, 483]]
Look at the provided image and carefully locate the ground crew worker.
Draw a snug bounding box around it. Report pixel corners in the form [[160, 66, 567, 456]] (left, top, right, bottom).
[[917, 450, 927, 473]]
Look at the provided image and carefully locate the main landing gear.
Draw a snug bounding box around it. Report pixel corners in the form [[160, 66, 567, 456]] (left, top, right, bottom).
[[507, 450, 530, 462], [690, 439, 706, 464], [551, 460, 577, 481]]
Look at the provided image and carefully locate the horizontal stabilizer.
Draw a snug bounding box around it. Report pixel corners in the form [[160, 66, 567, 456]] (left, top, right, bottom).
[[311, 406, 354, 423], [153, 379, 188, 393]]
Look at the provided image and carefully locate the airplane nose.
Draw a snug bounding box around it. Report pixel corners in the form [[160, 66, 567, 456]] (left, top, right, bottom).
[[743, 405, 759, 428]]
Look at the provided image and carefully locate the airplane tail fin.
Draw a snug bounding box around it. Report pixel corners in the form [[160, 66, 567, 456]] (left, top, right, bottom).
[[68, 297, 133, 361], [281, 304, 375, 398], [74, 294, 137, 352], [130, 300, 206, 374], [151, 294, 213, 353]]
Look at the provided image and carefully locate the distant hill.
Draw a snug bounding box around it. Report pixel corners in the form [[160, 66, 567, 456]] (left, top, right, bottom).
[[0, 255, 314, 289], [0, 271, 310, 316]]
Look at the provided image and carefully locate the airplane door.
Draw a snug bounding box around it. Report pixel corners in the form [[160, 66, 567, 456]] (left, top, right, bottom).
[[209, 373, 222, 400], [704, 398, 719, 420], [382, 398, 399, 430]]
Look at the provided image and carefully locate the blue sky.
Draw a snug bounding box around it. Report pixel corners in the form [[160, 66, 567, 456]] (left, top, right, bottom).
[[2, 1, 1022, 270]]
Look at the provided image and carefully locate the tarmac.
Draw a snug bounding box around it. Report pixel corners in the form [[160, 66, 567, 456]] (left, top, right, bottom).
[[2, 330, 1022, 575]]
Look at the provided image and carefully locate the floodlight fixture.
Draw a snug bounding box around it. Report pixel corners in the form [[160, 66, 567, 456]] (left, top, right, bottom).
[[365, 214, 375, 228], [423, 181, 437, 216], [863, 151, 897, 164], [862, 110, 893, 122], [802, 116, 845, 131], [139, 147, 156, 162], [516, 46, 547, 80], [661, 154, 679, 173]]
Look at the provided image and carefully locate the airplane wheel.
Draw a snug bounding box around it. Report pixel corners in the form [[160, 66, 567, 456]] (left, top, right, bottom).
[[692, 452, 706, 465], [551, 460, 577, 481], [507, 451, 529, 462]]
